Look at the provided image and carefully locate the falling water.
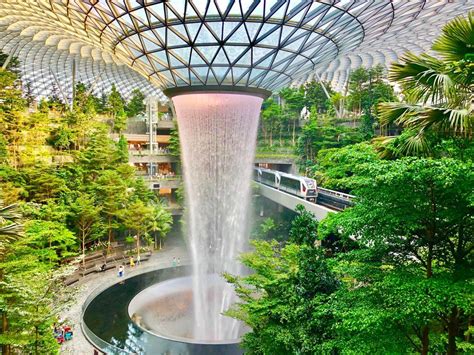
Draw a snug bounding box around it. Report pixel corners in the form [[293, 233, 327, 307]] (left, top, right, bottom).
[[173, 93, 262, 341]]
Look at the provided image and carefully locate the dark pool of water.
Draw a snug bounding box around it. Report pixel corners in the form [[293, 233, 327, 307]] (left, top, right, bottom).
[[82, 266, 243, 354]]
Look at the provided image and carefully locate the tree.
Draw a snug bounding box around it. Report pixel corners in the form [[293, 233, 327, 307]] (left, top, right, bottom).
[[94, 169, 128, 253], [148, 203, 173, 249], [70, 193, 102, 269], [116, 134, 129, 163], [296, 112, 364, 171], [279, 87, 305, 145], [225, 240, 339, 354], [126, 89, 145, 117], [78, 125, 118, 180], [0, 202, 22, 355], [0, 202, 23, 261], [260, 98, 283, 147], [302, 80, 334, 114], [346, 65, 395, 137], [379, 12, 473, 154], [23, 164, 68, 202], [168, 123, 181, 157], [312, 142, 378, 193], [318, 157, 474, 354], [73, 82, 97, 115], [24, 220, 76, 264], [120, 200, 154, 258], [107, 84, 126, 133], [0, 212, 75, 355], [0, 51, 20, 72], [288, 205, 318, 246]]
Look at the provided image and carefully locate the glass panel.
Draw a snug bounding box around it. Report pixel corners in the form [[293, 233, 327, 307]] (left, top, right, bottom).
[[198, 45, 219, 62], [212, 48, 228, 64]]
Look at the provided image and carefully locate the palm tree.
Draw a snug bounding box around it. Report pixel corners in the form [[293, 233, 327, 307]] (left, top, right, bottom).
[[378, 12, 473, 155], [148, 203, 172, 250], [0, 201, 22, 259]]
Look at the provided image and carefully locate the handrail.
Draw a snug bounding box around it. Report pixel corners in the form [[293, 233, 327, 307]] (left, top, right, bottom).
[[317, 187, 354, 201]]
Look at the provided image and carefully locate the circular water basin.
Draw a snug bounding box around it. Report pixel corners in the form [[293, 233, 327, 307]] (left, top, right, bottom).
[[82, 266, 243, 354]]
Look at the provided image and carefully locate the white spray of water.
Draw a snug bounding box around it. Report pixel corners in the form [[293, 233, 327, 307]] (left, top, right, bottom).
[[173, 93, 262, 341]]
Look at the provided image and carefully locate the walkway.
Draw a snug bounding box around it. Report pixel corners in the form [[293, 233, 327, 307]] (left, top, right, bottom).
[[60, 236, 189, 355], [256, 182, 335, 220]]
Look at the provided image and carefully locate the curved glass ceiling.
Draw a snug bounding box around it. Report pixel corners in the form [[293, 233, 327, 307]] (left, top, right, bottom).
[[0, 1, 472, 97]]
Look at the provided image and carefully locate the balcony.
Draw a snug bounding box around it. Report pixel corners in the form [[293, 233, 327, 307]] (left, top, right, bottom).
[[129, 152, 178, 163]]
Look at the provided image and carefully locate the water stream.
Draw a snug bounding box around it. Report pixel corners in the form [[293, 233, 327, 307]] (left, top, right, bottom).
[[173, 93, 262, 341]]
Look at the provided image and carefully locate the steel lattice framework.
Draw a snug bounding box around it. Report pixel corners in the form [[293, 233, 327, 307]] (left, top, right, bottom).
[[0, 0, 471, 98]]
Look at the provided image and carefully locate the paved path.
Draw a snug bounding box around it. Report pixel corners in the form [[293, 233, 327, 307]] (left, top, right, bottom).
[[60, 237, 189, 355]]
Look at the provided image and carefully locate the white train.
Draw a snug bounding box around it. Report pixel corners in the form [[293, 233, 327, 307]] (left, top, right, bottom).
[[254, 168, 318, 202]]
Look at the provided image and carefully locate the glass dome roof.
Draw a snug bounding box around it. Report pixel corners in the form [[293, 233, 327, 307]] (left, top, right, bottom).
[[0, 1, 471, 97]]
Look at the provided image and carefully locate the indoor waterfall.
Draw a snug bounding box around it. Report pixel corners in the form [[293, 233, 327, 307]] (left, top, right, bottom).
[[173, 92, 263, 341]]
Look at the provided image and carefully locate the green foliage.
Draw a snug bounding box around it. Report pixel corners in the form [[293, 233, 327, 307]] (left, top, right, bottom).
[[346, 65, 396, 138], [225, 240, 339, 354], [312, 142, 378, 192], [116, 134, 129, 163], [24, 220, 76, 264], [73, 82, 97, 115], [126, 89, 145, 117], [0, 202, 75, 355], [107, 84, 126, 133], [302, 80, 334, 113], [252, 217, 277, 241], [318, 157, 474, 354], [288, 205, 318, 246], [378, 12, 473, 154], [168, 123, 181, 157], [148, 203, 173, 249], [0, 51, 20, 72], [296, 112, 365, 170], [0, 68, 174, 354]]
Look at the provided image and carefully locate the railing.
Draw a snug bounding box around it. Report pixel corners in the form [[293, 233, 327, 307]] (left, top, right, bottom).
[[81, 282, 130, 355], [143, 175, 182, 181], [129, 149, 172, 156], [317, 187, 354, 201]]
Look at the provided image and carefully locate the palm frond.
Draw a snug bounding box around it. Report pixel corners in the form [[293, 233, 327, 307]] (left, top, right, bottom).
[[373, 131, 432, 159], [389, 53, 459, 105], [416, 107, 473, 136], [378, 102, 421, 126], [0, 203, 22, 222], [398, 133, 432, 157], [0, 223, 22, 236], [433, 11, 474, 62]]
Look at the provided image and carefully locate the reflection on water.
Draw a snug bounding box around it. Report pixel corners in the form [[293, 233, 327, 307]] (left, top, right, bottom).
[[83, 267, 244, 354]]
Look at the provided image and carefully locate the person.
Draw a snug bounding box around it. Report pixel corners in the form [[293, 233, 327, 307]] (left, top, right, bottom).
[[118, 264, 124, 277], [172, 256, 177, 268], [130, 256, 135, 268], [137, 254, 141, 266], [100, 262, 106, 272]]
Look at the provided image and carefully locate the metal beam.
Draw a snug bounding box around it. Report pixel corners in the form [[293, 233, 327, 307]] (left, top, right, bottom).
[[256, 182, 335, 221]]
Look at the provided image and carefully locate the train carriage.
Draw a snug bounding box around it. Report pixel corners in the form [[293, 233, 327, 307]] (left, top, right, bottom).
[[278, 172, 317, 202]]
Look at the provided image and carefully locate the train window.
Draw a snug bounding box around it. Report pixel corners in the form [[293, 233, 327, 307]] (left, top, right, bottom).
[[280, 176, 301, 190], [262, 171, 275, 182]]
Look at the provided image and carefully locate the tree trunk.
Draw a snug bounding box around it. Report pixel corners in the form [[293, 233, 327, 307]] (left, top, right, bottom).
[[421, 326, 429, 355], [2, 312, 10, 355], [82, 230, 86, 271], [107, 216, 112, 256], [35, 325, 39, 355], [447, 307, 459, 355], [292, 118, 296, 146], [137, 234, 140, 259]]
